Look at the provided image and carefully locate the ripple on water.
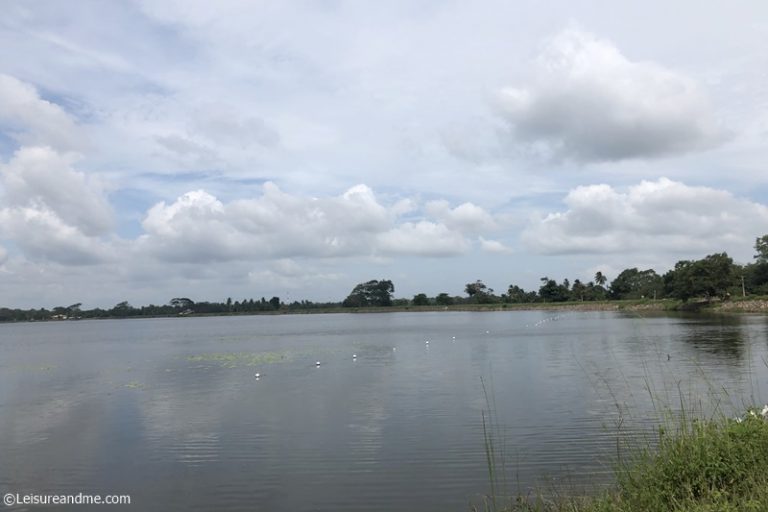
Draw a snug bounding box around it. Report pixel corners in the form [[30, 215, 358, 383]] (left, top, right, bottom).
[[2, 312, 768, 511]]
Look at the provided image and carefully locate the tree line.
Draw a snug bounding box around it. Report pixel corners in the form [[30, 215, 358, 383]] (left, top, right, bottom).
[[339, 236, 768, 307], [2, 236, 768, 322], [0, 295, 337, 322]]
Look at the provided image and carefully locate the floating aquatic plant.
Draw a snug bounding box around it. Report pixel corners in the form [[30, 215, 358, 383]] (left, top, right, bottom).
[[186, 351, 292, 368]]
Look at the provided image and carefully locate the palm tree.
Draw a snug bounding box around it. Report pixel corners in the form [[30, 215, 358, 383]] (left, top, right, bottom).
[[594, 271, 607, 287], [572, 279, 586, 301]]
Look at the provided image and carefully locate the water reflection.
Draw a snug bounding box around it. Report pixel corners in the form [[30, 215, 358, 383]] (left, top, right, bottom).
[[678, 314, 746, 360], [0, 312, 767, 511]]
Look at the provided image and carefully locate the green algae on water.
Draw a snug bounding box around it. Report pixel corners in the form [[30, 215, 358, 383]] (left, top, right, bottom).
[[186, 351, 291, 368]]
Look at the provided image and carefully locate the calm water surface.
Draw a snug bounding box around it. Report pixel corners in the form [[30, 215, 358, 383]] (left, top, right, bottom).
[[2, 311, 768, 511]]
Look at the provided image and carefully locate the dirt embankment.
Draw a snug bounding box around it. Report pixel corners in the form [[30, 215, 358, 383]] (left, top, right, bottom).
[[620, 302, 673, 311], [714, 299, 768, 313]]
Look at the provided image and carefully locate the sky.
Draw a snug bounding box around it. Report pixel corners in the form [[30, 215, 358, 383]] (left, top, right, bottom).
[[1, 0, 767, 309]]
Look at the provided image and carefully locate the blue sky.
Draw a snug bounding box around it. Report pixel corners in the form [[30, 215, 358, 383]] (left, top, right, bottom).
[[1, 0, 767, 308]]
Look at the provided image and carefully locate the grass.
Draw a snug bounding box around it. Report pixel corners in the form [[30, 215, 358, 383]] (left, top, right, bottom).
[[477, 374, 768, 512], [495, 413, 768, 512], [727, 294, 768, 303], [475, 309, 768, 512], [612, 413, 768, 511]]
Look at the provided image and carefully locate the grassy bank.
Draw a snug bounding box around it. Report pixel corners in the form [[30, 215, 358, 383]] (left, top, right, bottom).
[[262, 299, 684, 315], [492, 411, 768, 512], [16, 297, 768, 323], [268, 297, 768, 314], [340, 297, 768, 314], [198, 297, 768, 315]]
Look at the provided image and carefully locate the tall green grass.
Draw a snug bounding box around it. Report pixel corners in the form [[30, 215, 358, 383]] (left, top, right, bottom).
[[478, 402, 768, 511], [476, 370, 768, 512], [613, 412, 768, 511], [477, 308, 768, 511]]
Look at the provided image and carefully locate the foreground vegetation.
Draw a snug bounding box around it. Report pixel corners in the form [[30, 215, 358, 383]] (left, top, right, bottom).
[[486, 411, 768, 512]]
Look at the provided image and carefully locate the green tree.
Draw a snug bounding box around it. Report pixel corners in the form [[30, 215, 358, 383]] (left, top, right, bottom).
[[664, 253, 735, 301], [584, 280, 608, 301], [744, 235, 768, 295], [435, 293, 454, 306], [609, 268, 664, 300], [506, 284, 538, 303], [594, 271, 607, 286], [744, 261, 768, 295], [465, 280, 488, 298], [111, 301, 135, 316], [412, 293, 429, 306], [342, 279, 395, 307], [170, 297, 194, 309], [465, 280, 498, 303], [269, 296, 281, 310], [571, 279, 586, 301], [539, 277, 569, 302], [755, 235, 768, 263]]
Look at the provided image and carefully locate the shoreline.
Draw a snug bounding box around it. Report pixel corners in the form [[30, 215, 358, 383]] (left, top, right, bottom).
[[6, 298, 768, 323]]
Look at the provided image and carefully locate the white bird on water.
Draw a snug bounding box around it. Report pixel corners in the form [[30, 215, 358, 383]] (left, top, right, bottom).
[[316, 361, 321, 367], [254, 372, 260, 379], [352, 354, 357, 360]]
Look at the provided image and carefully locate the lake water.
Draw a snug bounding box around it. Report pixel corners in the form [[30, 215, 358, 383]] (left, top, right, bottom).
[[1, 311, 768, 511]]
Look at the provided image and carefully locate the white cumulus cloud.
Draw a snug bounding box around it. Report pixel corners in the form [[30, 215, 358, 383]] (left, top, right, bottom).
[[139, 183, 480, 263], [425, 200, 497, 233], [0, 206, 112, 265], [248, 259, 341, 290], [479, 237, 514, 254], [0, 147, 114, 264], [0, 74, 82, 151], [376, 221, 470, 257], [498, 29, 724, 162], [1, 146, 112, 235], [523, 178, 768, 260]]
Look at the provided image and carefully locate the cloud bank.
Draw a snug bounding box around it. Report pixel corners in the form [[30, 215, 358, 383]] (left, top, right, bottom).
[[138, 183, 493, 263], [498, 29, 724, 162], [523, 178, 768, 258], [1, 3, 767, 307], [0, 75, 113, 265], [0, 74, 82, 151]]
